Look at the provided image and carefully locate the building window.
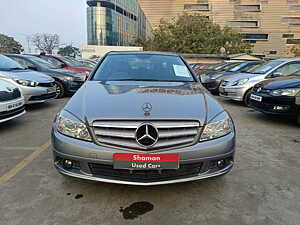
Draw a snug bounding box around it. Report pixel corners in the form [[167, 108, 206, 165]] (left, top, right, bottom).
[[184, 4, 209, 11], [269, 51, 277, 55], [235, 5, 261, 12], [282, 34, 294, 38], [242, 33, 268, 40], [281, 17, 300, 24], [226, 21, 259, 28], [287, 39, 300, 44], [289, 5, 300, 10], [244, 40, 257, 43]]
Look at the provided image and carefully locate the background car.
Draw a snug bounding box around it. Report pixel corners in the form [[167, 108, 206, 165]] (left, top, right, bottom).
[[219, 58, 300, 105], [5, 54, 86, 98], [0, 55, 56, 104], [249, 70, 300, 125], [0, 78, 25, 123], [77, 58, 97, 69], [34, 54, 91, 75], [202, 61, 263, 94]]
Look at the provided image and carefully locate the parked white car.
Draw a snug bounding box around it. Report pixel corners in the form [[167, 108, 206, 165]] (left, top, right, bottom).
[[0, 78, 25, 123]]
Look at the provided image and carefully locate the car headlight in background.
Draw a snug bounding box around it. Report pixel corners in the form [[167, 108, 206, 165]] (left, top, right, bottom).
[[232, 78, 249, 86], [55, 110, 92, 141], [14, 79, 39, 87], [200, 112, 234, 142], [271, 88, 300, 97]]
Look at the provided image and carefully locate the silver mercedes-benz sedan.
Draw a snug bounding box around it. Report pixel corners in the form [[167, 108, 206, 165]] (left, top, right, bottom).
[[52, 52, 236, 186]]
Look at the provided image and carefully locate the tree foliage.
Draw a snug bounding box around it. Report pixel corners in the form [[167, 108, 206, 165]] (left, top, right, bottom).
[[58, 45, 80, 57], [133, 14, 252, 54], [32, 33, 59, 54], [291, 46, 300, 57], [0, 34, 24, 54]]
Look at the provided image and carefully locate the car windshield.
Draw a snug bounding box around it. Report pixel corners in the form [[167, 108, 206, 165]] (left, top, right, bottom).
[[290, 69, 300, 76], [0, 55, 25, 71], [26, 56, 57, 69], [247, 60, 284, 74], [57, 56, 85, 67], [92, 54, 195, 82], [39, 56, 64, 69]]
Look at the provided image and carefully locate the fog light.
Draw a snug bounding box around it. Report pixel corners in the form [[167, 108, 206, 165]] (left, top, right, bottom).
[[217, 160, 225, 168], [273, 106, 289, 111], [63, 159, 73, 169]]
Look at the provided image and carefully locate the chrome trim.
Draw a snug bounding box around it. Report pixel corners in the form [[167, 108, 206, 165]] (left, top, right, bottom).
[[92, 120, 201, 151]]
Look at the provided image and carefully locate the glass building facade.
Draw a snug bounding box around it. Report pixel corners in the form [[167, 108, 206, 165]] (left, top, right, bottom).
[[87, 0, 152, 46]]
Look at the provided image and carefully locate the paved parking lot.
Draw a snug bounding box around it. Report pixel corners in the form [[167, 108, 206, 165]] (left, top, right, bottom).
[[0, 96, 299, 225]]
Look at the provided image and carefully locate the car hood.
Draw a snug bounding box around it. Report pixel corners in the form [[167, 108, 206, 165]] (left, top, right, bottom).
[[256, 76, 300, 90], [0, 70, 54, 82], [64, 81, 224, 125], [210, 71, 234, 79], [223, 72, 259, 82]]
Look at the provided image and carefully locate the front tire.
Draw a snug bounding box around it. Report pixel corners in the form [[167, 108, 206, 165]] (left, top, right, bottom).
[[55, 81, 65, 98], [243, 89, 252, 107]]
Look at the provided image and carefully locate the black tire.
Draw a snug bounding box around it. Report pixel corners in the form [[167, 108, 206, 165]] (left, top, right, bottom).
[[55, 81, 65, 98], [243, 89, 252, 107]]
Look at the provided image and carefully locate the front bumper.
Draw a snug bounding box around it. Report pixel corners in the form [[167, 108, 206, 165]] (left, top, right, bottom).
[[65, 80, 84, 93], [249, 93, 299, 116], [219, 86, 247, 101], [52, 130, 235, 186], [0, 98, 26, 123], [19, 86, 56, 104]]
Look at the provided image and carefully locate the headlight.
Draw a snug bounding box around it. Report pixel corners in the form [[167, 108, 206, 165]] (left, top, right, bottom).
[[63, 76, 74, 81], [232, 78, 249, 86], [271, 88, 300, 96], [14, 79, 39, 87], [200, 112, 234, 142], [55, 110, 92, 141]]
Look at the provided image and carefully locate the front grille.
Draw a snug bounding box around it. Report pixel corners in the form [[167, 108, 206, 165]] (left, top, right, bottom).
[[29, 92, 56, 101], [252, 86, 270, 94], [92, 120, 200, 151], [88, 163, 203, 181], [0, 88, 21, 102], [38, 82, 55, 88]]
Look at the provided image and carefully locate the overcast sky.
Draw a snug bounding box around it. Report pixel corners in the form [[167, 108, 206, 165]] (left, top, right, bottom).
[[0, 0, 87, 51]]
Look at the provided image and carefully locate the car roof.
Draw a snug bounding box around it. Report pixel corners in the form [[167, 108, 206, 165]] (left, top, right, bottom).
[[107, 51, 180, 56], [271, 58, 300, 63]]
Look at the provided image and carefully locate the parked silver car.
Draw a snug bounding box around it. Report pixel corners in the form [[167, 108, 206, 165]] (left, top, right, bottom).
[[52, 52, 236, 186], [0, 55, 57, 104], [0, 79, 25, 123], [219, 58, 300, 105]]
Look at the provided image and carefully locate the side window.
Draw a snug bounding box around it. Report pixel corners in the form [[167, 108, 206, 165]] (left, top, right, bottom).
[[273, 62, 300, 76]]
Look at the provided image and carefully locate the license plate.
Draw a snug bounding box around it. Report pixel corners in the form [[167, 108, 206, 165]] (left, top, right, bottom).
[[6, 100, 23, 111], [250, 94, 262, 102], [113, 153, 180, 170], [47, 87, 56, 93]]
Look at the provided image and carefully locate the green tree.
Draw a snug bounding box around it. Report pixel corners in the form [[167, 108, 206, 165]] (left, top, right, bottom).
[[0, 34, 24, 54], [133, 14, 252, 54], [58, 45, 80, 57], [291, 46, 300, 57]]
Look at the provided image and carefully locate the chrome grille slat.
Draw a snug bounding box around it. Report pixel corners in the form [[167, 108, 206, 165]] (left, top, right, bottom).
[[92, 120, 200, 151]]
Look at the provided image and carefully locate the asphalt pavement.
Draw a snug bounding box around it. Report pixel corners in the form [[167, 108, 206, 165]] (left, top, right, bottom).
[[0, 96, 299, 225]]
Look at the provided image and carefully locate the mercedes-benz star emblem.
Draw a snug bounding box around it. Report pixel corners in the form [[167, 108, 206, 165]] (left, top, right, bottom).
[[135, 123, 159, 147], [142, 103, 152, 113]]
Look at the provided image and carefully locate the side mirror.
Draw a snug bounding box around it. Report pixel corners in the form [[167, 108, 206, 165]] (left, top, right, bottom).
[[28, 66, 38, 71], [272, 72, 283, 77]]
